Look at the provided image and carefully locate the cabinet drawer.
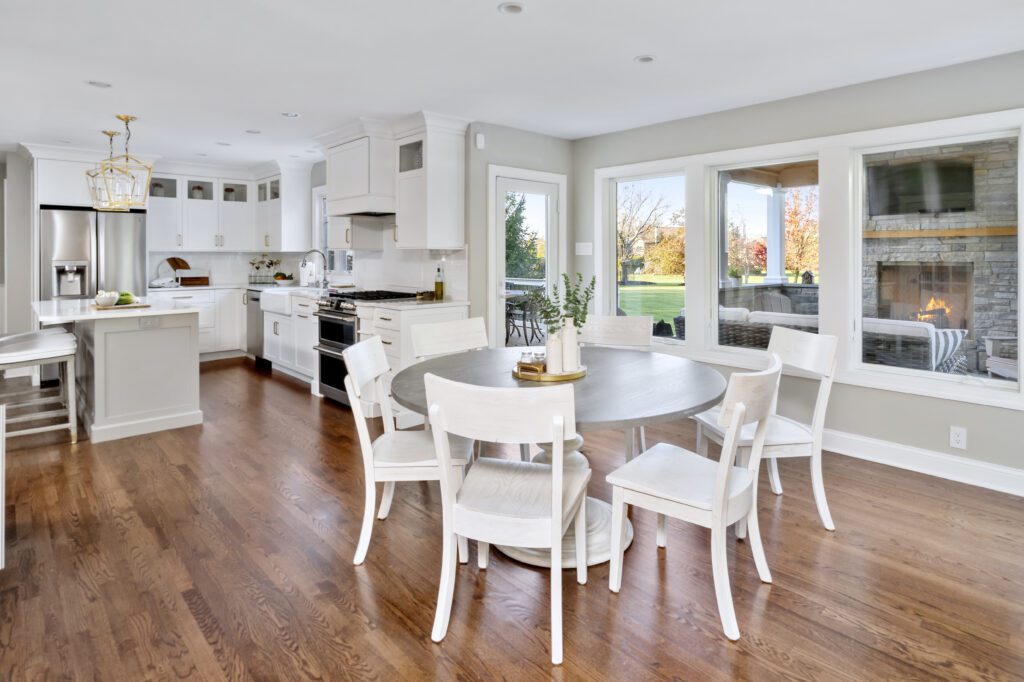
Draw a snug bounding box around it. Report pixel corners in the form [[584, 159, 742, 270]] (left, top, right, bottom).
[[373, 308, 400, 331], [292, 297, 317, 316], [376, 328, 401, 360]]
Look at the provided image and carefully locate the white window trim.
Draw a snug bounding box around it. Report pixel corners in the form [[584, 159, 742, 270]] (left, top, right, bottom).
[[593, 108, 1024, 410]]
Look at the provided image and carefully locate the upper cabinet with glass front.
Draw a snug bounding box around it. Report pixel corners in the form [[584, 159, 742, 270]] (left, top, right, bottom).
[[147, 175, 183, 252], [253, 163, 312, 252], [392, 112, 469, 250]]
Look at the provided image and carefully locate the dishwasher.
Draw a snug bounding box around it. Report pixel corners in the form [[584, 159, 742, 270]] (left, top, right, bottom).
[[245, 288, 270, 367]]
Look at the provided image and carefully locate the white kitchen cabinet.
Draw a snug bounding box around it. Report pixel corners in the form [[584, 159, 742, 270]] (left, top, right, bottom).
[[218, 180, 254, 250], [36, 158, 94, 207], [216, 288, 245, 350], [263, 312, 294, 367], [320, 120, 396, 216], [255, 167, 311, 252], [293, 306, 318, 377], [183, 178, 219, 251], [391, 113, 468, 250], [147, 176, 183, 251], [327, 215, 384, 250], [151, 289, 217, 352]]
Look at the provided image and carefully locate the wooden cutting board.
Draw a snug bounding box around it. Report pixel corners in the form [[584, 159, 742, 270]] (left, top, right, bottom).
[[91, 302, 152, 310]]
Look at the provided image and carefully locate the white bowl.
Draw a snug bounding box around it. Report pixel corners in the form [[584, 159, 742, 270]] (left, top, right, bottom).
[[275, 279, 297, 287], [95, 292, 119, 307]]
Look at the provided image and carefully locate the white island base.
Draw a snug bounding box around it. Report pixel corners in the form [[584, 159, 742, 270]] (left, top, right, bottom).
[[33, 300, 203, 444]]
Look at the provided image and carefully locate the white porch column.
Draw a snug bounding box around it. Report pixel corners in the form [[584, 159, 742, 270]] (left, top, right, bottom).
[[764, 186, 788, 284]]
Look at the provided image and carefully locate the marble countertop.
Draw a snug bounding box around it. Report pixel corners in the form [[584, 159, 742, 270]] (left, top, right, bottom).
[[32, 298, 200, 325]]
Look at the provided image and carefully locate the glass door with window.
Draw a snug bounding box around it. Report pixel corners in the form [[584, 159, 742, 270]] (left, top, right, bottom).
[[495, 177, 559, 347]]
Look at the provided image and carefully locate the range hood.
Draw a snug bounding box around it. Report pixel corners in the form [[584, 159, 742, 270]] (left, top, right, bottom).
[[316, 118, 396, 217]]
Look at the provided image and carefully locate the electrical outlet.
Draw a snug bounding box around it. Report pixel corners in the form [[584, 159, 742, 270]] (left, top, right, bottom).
[[949, 426, 967, 450]]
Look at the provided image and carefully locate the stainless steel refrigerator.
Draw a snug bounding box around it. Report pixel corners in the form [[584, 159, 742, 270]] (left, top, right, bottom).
[[39, 206, 147, 301]]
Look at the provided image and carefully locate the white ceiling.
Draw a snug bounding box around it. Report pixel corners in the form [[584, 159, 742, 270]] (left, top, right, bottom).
[[3, 0, 1024, 166]]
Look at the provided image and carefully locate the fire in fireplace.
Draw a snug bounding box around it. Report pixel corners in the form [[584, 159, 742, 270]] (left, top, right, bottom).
[[877, 263, 973, 334]]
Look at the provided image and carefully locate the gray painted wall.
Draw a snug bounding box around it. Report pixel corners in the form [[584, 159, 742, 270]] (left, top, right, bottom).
[[465, 122, 572, 318], [4, 153, 31, 333], [311, 160, 326, 188], [568, 50, 1024, 468]]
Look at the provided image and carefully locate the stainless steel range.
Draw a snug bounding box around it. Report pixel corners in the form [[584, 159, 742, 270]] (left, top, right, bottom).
[[315, 290, 418, 404]]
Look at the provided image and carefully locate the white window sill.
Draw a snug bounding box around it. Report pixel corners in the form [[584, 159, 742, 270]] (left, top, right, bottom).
[[650, 337, 1024, 411]]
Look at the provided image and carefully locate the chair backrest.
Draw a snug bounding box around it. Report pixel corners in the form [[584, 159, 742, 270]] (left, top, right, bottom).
[[712, 355, 783, 521], [342, 337, 395, 466], [766, 326, 836, 378], [579, 315, 652, 348], [425, 374, 575, 534], [767, 326, 838, 443], [411, 317, 489, 360]]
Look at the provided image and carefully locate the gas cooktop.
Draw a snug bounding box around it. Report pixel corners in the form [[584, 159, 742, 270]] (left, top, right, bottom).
[[330, 290, 417, 301]]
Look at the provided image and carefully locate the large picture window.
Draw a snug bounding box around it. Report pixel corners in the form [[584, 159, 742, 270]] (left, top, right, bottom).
[[614, 175, 686, 338], [861, 136, 1019, 382], [705, 160, 820, 349]]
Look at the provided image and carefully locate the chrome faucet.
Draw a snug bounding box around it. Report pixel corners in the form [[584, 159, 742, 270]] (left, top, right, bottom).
[[300, 249, 329, 290]]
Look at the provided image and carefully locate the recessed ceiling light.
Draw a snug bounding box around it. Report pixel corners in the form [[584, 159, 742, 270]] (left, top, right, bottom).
[[216, 142, 231, 146], [57, 139, 72, 144], [85, 80, 112, 88], [306, 150, 317, 154], [497, 2, 524, 14], [281, 112, 301, 118], [245, 129, 261, 134], [633, 55, 656, 64], [289, 154, 300, 158], [196, 152, 208, 157]]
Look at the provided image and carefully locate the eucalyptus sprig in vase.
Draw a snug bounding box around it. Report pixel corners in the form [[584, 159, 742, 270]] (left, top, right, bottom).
[[529, 273, 596, 374]]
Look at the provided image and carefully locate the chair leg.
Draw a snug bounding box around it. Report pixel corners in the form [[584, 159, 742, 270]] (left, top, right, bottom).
[[746, 505, 772, 584], [478, 541, 489, 569], [810, 448, 835, 531], [696, 425, 708, 457], [66, 356, 77, 444], [457, 535, 468, 564], [431, 530, 458, 642], [710, 526, 740, 641], [575, 499, 587, 585], [353, 480, 376, 565], [767, 457, 783, 495], [550, 522, 563, 665], [734, 447, 749, 540], [519, 443, 531, 462], [377, 481, 396, 520], [609, 487, 626, 593], [656, 514, 667, 548]]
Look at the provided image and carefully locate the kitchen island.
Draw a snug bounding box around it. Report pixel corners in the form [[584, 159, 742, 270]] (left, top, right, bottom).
[[31, 298, 203, 443]]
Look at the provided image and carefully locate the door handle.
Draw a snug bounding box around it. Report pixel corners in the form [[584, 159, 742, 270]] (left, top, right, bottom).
[[345, 228, 350, 245], [243, 292, 248, 305], [264, 235, 270, 247], [393, 228, 398, 243], [273, 321, 279, 335], [298, 314, 309, 319]]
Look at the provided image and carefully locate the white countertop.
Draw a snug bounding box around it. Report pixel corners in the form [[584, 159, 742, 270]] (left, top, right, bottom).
[[354, 299, 470, 311], [32, 298, 200, 325]]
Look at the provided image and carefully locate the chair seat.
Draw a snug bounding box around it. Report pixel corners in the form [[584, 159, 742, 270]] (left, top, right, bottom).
[[0, 332, 77, 365], [372, 431, 472, 468], [456, 457, 590, 528], [694, 408, 812, 447], [607, 443, 752, 511]]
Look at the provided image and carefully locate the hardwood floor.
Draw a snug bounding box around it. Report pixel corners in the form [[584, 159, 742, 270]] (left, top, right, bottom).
[[2, 357, 1023, 680]]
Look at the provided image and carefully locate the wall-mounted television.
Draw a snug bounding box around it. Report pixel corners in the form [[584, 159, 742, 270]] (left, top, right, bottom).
[[867, 159, 975, 216]]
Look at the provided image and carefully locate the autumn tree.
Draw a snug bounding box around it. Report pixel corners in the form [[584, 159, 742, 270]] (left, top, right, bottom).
[[785, 187, 820, 278], [616, 183, 667, 284], [643, 207, 686, 277], [505, 193, 545, 280]]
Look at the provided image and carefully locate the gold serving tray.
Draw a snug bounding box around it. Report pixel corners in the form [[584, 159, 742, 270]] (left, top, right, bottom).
[[512, 365, 587, 382]]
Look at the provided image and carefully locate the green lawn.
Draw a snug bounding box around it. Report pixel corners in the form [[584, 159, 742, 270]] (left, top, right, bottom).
[[617, 277, 686, 323]]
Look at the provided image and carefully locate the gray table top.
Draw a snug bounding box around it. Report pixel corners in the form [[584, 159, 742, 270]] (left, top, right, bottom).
[[391, 346, 727, 431]]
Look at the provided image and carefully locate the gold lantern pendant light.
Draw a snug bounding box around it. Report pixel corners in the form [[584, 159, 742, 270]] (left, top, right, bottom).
[[86, 114, 153, 211]]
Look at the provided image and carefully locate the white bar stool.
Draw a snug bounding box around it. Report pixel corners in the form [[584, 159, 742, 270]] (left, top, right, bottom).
[[0, 331, 78, 443]]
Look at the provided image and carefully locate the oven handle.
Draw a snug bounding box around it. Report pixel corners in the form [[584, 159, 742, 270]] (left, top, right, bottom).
[[315, 345, 348, 360], [313, 310, 357, 322]]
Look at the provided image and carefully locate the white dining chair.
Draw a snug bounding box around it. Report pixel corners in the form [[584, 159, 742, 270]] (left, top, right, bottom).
[[410, 317, 489, 361], [692, 326, 838, 531], [425, 373, 590, 665], [579, 314, 653, 456], [606, 355, 783, 641], [342, 336, 473, 565], [0, 330, 78, 443]]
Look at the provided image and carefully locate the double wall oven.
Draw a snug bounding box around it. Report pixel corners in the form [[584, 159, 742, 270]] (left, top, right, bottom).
[[315, 290, 417, 405]]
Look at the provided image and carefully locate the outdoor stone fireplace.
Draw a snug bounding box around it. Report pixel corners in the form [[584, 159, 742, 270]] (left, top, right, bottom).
[[862, 137, 1019, 373]]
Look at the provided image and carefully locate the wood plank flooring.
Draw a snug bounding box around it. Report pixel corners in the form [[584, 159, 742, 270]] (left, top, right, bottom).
[[1, 357, 1023, 680]]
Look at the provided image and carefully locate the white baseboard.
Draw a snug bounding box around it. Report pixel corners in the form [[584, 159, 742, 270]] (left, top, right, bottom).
[[86, 410, 204, 444], [824, 429, 1024, 498]]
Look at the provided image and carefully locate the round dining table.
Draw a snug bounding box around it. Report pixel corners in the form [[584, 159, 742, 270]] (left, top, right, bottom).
[[390, 345, 727, 567]]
